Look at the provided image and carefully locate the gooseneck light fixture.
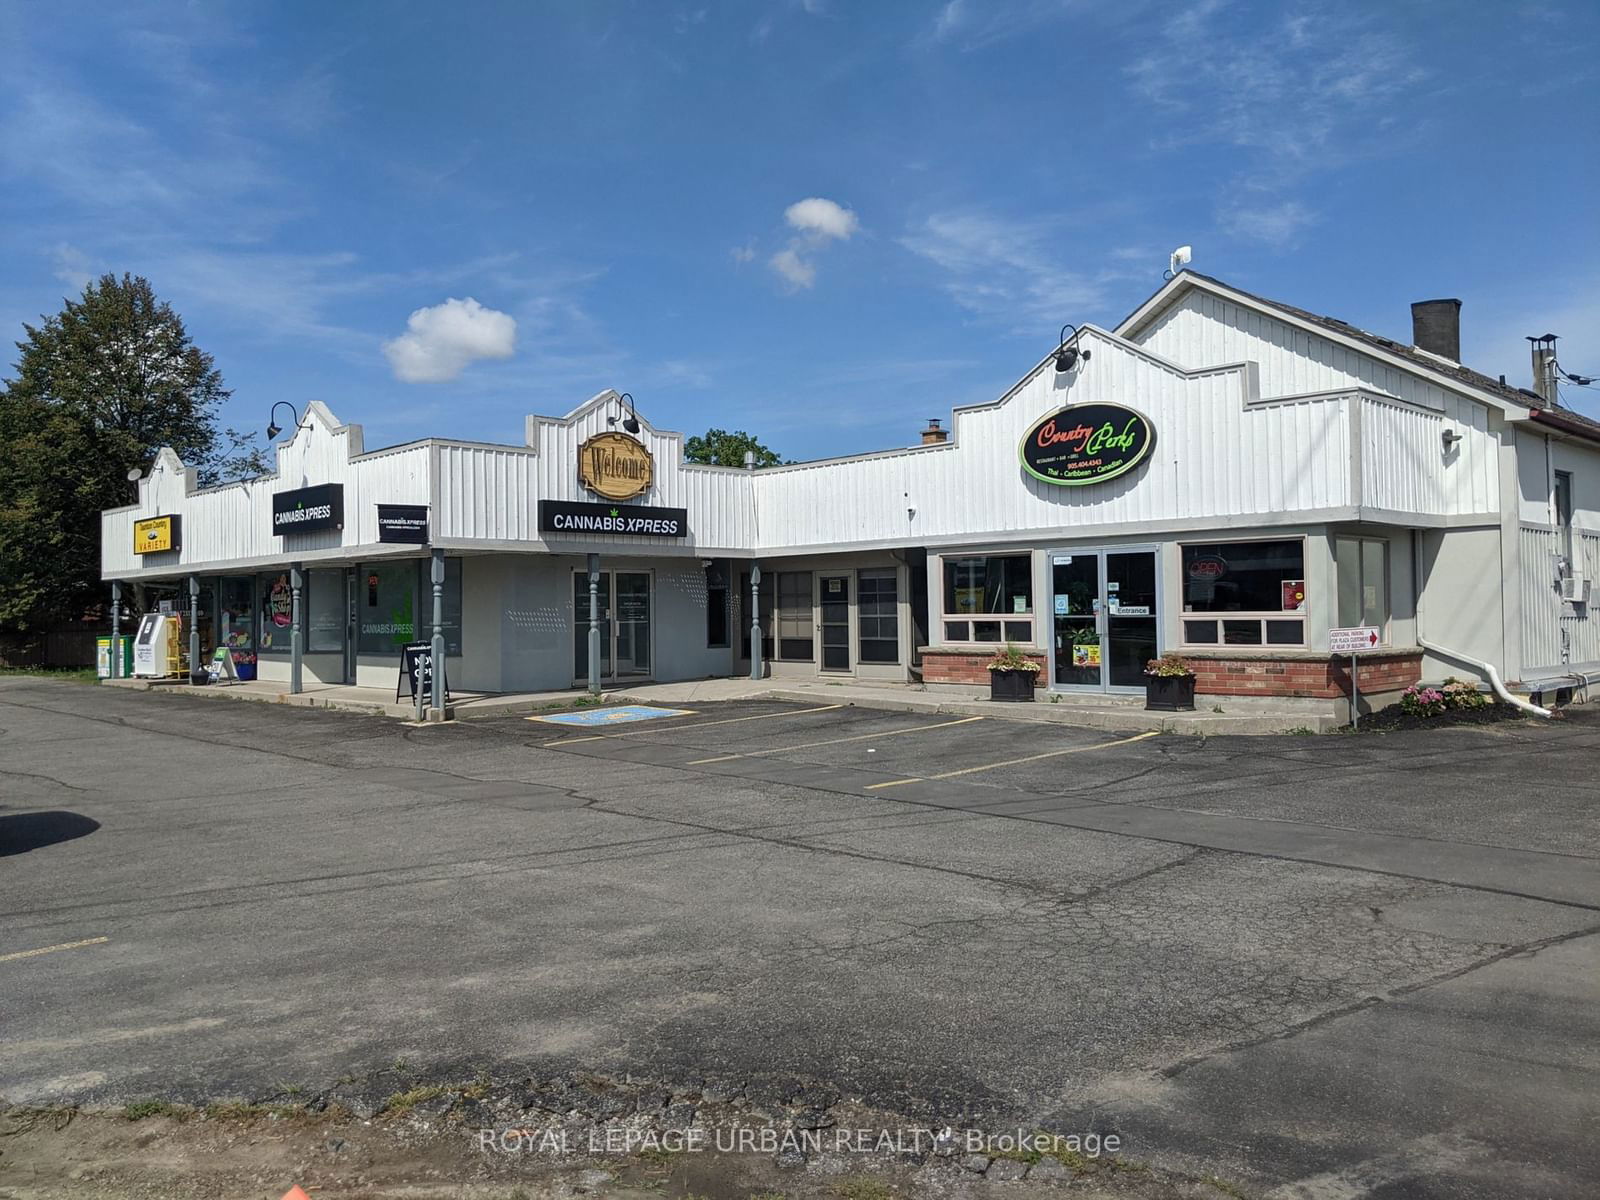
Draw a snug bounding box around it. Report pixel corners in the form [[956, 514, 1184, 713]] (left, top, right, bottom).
[[618, 392, 641, 434], [265, 401, 311, 441], [1054, 324, 1091, 374]]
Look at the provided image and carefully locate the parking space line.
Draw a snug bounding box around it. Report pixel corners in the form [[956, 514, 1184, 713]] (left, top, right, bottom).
[[865, 730, 1161, 789], [0, 936, 109, 964], [541, 703, 845, 746], [687, 715, 985, 765]]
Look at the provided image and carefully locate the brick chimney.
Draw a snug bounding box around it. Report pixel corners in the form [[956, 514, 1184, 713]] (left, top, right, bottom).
[[1410, 298, 1462, 361], [921, 419, 949, 445]]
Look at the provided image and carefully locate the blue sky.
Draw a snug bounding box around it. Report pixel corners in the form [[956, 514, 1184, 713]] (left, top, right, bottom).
[[2, 0, 1597, 462]]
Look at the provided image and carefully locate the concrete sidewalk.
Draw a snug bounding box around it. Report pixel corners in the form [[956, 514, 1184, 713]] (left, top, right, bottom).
[[101, 673, 1343, 733]]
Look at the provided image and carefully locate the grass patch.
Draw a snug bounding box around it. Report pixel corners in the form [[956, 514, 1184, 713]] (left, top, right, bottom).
[[382, 1084, 450, 1114], [1201, 1177, 1249, 1198], [633, 1145, 681, 1167], [0, 666, 100, 684], [121, 1099, 190, 1122]]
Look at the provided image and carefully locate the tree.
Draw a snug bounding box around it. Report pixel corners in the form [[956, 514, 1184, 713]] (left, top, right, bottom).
[[0, 274, 268, 631], [683, 428, 783, 468]]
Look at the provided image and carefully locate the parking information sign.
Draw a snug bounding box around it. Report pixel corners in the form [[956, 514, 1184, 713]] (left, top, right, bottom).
[[1330, 626, 1380, 654]]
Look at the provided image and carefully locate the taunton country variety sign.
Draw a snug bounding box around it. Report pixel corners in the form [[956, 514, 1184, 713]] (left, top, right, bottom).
[[1020, 403, 1155, 487]]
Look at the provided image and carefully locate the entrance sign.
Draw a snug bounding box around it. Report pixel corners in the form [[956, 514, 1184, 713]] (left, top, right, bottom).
[[397, 641, 449, 703], [133, 515, 181, 554], [578, 432, 653, 500], [539, 500, 688, 538], [1020, 403, 1155, 487], [1330, 626, 1380, 653], [272, 484, 344, 535], [377, 503, 429, 544]]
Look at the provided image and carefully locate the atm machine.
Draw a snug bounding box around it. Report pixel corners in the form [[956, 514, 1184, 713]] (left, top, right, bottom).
[[132, 612, 175, 677]]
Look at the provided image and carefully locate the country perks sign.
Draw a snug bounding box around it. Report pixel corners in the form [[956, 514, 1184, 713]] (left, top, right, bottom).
[[1020, 403, 1155, 487], [272, 484, 344, 535]]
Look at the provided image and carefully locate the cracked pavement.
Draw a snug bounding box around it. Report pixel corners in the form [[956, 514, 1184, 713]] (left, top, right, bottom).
[[2, 678, 1598, 1196]]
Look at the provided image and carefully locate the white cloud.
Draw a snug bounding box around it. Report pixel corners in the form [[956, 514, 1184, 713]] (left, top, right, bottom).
[[784, 197, 859, 241], [899, 209, 1129, 329], [1126, 3, 1427, 253], [730, 242, 757, 265], [764, 196, 858, 291], [769, 247, 818, 290], [49, 243, 93, 291], [1218, 200, 1316, 248], [383, 297, 517, 383]]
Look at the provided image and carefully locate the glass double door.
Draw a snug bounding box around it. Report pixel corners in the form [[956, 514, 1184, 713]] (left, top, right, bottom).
[[1050, 549, 1159, 691], [572, 570, 652, 684]]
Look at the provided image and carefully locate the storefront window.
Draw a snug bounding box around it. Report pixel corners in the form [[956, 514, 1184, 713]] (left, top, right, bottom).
[[1181, 539, 1305, 646], [359, 562, 416, 655], [412, 558, 463, 656], [257, 571, 296, 654], [858, 570, 899, 663], [218, 577, 255, 663], [776, 571, 814, 661], [705, 561, 729, 649], [308, 569, 346, 653], [739, 572, 774, 661], [1335, 538, 1389, 636], [942, 554, 1032, 643]]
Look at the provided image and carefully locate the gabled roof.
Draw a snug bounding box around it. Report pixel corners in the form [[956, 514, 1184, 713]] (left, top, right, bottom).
[[1120, 270, 1600, 443]]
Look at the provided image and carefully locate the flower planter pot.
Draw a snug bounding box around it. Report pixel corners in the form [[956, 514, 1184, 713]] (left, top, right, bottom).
[[989, 667, 1036, 702], [1145, 673, 1195, 711]]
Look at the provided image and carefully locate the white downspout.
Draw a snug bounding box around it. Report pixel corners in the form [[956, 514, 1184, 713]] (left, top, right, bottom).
[[1411, 529, 1552, 718]]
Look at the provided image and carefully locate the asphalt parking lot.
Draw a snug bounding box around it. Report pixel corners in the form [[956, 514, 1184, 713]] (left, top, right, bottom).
[[3, 678, 1599, 1196]]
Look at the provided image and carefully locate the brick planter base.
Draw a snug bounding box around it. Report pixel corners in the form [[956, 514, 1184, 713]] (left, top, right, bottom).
[[921, 647, 1046, 688], [1184, 650, 1422, 699]]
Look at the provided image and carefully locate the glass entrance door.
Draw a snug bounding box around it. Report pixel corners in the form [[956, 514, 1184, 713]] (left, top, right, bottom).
[[572, 570, 652, 684], [613, 572, 651, 679], [1049, 549, 1160, 691], [1105, 551, 1158, 688], [819, 574, 850, 671]]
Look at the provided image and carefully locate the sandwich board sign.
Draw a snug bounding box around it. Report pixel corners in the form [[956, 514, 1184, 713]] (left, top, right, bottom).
[[206, 646, 238, 683], [1330, 626, 1380, 654], [398, 641, 449, 705]]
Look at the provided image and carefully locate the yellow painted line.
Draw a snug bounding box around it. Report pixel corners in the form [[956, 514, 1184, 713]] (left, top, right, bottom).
[[687, 715, 985, 765], [0, 936, 109, 964], [865, 729, 1161, 789], [539, 703, 845, 746]]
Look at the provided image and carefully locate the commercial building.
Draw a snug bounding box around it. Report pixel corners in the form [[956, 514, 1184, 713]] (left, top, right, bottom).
[[101, 271, 1600, 712]]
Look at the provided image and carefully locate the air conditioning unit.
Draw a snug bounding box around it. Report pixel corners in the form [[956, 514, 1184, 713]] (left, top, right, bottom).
[[1560, 575, 1591, 604]]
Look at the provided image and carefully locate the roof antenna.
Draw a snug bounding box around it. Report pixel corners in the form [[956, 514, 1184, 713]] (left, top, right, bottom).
[[1165, 245, 1192, 280]]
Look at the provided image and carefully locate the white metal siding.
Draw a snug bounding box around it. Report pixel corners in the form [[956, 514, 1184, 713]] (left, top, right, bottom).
[[1521, 526, 1600, 672], [1360, 395, 1497, 515], [1136, 289, 1457, 412], [102, 417, 429, 578], [752, 333, 1352, 550]]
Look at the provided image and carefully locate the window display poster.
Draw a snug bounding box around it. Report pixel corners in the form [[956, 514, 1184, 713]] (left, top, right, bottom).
[[1282, 579, 1306, 611], [260, 573, 293, 650], [1072, 643, 1102, 668]]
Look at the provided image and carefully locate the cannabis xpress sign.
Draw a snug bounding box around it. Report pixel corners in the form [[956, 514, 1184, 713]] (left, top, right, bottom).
[[272, 484, 345, 535], [1019, 403, 1155, 487]]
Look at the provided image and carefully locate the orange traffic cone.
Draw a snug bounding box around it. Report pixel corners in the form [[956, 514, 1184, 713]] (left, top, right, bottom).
[[281, 1188, 312, 1200]]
